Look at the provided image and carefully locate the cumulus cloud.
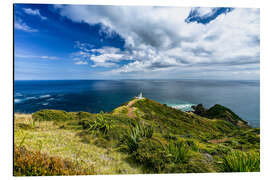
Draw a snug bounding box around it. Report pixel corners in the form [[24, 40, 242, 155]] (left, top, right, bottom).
[[71, 41, 132, 67], [55, 5, 259, 79], [23, 8, 47, 20]]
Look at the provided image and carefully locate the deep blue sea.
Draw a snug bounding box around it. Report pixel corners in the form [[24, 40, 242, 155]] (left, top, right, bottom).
[[14, 80, 260, 127]]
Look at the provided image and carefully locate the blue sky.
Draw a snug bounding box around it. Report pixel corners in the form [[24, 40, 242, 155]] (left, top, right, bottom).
[[14, 4, 260, 80]]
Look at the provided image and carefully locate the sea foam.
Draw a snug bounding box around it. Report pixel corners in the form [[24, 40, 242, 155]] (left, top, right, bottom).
[[170, 104, 195, 112], [39, 94, 51, 98], [14, 99, 23, 103]]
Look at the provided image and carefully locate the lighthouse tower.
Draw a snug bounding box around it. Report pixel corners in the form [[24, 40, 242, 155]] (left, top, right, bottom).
[[136, 92, 143, 99]]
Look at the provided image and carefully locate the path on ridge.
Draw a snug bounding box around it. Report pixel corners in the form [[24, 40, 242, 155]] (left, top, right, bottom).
[[127, 99, 142, 118]]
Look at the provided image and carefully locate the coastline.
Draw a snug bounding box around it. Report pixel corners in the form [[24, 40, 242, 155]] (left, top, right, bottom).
[[14, 98, 260, 175]]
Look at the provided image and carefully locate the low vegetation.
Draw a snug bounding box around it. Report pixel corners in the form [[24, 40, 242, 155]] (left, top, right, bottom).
[[220, 150, 260, 172], [14, 145, 95, 176], [14, 98, 260, 175]]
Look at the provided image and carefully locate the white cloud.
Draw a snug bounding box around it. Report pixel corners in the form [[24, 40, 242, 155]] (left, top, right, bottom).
[[23, 8, 47, 20], [56, 5, 259, 79], [14, 18, 38, 32], [75, 61, 88, 65], [40, 56, 58, 60], [71, 41, 132, 67], [196, 7, 215, 16], [15, 54, 59, 60]]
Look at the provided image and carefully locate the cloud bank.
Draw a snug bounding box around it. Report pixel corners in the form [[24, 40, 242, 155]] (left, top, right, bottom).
[[55, 5, 260, 79]]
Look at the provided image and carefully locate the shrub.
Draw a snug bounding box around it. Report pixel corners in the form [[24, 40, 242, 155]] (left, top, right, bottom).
[[132, 123, 153, 139], [118, 125, 140, 153], [118, 122, 153, 153], [220, 150, 260, 172], [131, 139, 169, 173], [163, 133, 177, 141], [88, 111, 113, 135], [14, 146, 95, 176], [32, 110, 72, 122], [185, 140, 199, 152], [76, 111, 93, 120], [166, 141, 190, 164]]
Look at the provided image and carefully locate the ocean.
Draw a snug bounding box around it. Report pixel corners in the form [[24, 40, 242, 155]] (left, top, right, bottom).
[[14, 79, 260, 127]]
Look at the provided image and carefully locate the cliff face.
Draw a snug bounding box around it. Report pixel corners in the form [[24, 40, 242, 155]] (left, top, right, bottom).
[[16, 98, 259, 175]]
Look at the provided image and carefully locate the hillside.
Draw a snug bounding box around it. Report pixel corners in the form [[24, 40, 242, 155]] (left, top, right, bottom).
[[192, 104, 249, 127], [14, 98, 260, 175]]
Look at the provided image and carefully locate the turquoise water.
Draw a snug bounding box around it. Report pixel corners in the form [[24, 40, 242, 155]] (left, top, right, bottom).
[[14, 79, 260, 127]]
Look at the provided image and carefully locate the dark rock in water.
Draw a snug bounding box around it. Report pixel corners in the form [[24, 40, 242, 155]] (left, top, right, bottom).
[[191, 104, 207, 117]]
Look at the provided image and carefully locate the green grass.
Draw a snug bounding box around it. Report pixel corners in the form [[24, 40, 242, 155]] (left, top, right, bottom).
[[14, 114, 141, 175], [32, 109, 75, 122], [131, 98, 239, 140], [220, 150, 260, 172], [118, 122, 154, 153], [165, 141, 190, 164], [88, 111, 114, 135], [14, 98, 260, 175]]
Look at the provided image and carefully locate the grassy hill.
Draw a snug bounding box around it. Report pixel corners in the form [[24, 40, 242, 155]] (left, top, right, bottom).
[[14, 98, 260, 175]]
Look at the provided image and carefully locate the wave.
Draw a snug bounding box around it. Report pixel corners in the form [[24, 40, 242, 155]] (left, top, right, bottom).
[[26, 96, 37, 100], [14, 99, 23, 104], [39, 94, 51, 98], [42, 102, 49, 106], [169, 103, 196, 112], [15, 93, 23, 97]]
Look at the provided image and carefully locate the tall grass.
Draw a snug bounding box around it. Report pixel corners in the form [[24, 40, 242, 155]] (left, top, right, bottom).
[[118, 122, 153, 153], [118, 124, 140, 153], [166, 141, 190, 163], [19, 133, 28, 147], [130, 123, 153, 139], [88, 111, 113, 135], [220, 150, 260, 172]]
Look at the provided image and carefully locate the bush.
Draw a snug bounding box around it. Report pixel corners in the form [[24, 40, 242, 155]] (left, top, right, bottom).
[[32, 110, 73, 122], [76, 111, 93, 120], [131, 139, 169, 173], [132, 123, 153, 139], [118, 122, 153, 153], [185, 140, 199, 152], [220, 150, 260, 172], [163, 133, 177, 141], [118, 125, 140, 153], [166, 141, 190, 164], [14, 146, 95, 176], [88, 111, 113, 135]]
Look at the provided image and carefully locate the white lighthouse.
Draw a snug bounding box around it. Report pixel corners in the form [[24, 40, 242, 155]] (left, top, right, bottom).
[[136, 92, 143, 99]]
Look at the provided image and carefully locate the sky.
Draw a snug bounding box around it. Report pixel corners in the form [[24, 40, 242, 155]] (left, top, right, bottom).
[[14, 4, 260, 80]]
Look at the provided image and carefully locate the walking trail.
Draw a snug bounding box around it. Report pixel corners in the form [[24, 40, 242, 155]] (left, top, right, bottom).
[[127, 99, 139, 118]]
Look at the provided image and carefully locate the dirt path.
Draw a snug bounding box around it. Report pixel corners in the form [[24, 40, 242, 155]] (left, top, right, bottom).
[[126, 99, 140, 118], [127, 107, 135, 118], [209, 137, 229, 144]]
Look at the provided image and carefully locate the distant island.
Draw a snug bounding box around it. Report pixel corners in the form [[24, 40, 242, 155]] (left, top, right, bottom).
[[14, 97, 260, 175]]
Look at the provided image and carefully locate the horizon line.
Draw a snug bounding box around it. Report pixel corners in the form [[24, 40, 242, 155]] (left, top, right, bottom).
[[14, 78, 260, 81]]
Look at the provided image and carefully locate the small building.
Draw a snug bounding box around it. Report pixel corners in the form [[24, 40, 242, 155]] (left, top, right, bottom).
[[136, 92, 143, 99]]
